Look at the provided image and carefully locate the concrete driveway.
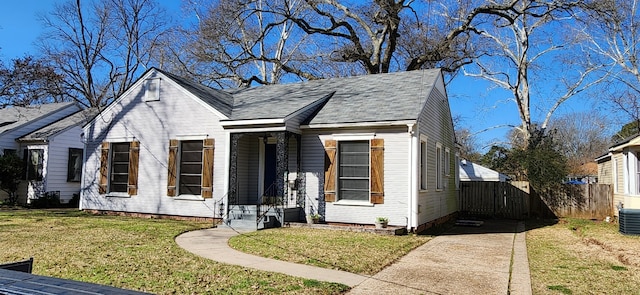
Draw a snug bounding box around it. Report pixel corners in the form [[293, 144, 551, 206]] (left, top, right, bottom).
[[347, 219, 531, 295], [177, 219, 531, 295]]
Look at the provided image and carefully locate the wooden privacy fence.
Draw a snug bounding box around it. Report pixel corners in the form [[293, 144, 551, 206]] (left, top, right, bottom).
[[541, 183, 613, 219], [460, 181, 530, 219], [459, 181, 613, 220]]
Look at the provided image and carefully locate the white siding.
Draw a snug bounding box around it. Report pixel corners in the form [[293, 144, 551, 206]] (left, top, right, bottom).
[[82, 71, 227, 218], [302, 128, 410, 226], [416, 87, 458, 226], [42, 126, 84, 202]]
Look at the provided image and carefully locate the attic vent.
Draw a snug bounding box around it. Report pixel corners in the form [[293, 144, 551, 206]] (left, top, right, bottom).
[[144, 78, 160, 102], [619, 209, 640, 235]]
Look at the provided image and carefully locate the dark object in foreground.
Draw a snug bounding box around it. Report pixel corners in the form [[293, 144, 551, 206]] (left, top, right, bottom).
[[0, 268, 151, 295], [0, 257, 33, 273]]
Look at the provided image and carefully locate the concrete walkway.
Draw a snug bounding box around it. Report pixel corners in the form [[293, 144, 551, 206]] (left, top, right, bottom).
[[175, 227, 369, 287], [176, 220, 532, 294]]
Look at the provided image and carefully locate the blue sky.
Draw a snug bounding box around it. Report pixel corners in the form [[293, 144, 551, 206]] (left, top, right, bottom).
[[0, 0, 610, 153]]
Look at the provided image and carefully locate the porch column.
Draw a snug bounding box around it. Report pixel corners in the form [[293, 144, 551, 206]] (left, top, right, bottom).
[[274, 132, 289, 198], [228, 133, 243, 205]]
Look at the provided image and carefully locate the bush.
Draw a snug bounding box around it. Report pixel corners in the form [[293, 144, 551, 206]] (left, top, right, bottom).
[[67, 193, 80, 208], [30, 191, 62, 208]]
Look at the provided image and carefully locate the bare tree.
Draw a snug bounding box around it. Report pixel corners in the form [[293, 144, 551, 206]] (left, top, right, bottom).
[[462, 0, 607, 145], [0, 56, 65, 107], [39, 0, 169, 107], [455, 128, 482, 161], [579, 0, 640, 128], [170, 0, 494, 86], [166, 0, 318, 87], [548, 112, 612, 175]]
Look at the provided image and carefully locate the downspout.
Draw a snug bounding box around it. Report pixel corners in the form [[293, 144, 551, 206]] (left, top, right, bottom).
[[407, 123, 419, 231]]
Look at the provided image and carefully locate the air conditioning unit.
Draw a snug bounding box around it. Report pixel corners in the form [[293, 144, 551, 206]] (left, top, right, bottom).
[[619, 209, 640, 235]]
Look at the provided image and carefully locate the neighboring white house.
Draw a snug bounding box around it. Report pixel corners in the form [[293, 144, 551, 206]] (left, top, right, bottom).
[[0, 103, 84, 204], [81, 68, 458, 232], [596, 134, 640, 214], [459, 159, 509, 182]]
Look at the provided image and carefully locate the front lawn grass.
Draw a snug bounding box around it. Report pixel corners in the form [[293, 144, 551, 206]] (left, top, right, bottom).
[[527, 218, 640, 294], [0, 209, 348, 294], [229, 227, 431, 275]]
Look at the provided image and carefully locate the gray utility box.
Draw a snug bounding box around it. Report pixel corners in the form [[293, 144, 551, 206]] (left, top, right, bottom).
[[619, 208, 640, 235]]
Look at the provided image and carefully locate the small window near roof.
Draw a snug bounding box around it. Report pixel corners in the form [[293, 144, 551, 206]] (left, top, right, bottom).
[[144, 78, 160, 102]]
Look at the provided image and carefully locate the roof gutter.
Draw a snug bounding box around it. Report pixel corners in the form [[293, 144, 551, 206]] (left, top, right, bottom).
[[301, 120, 416, 130]]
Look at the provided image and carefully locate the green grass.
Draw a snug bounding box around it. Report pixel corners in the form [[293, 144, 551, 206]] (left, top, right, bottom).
[[527, 218, 640, 294], [0, 209, 348, 294], [228, 227, 431, 275]]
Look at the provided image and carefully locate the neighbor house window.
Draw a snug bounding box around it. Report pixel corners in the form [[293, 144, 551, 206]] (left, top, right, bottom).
[[99, 141, 139, 195], [67, 148, 83, 182], [636, 152, 640, 195], [420, 137, 427, 190], [167, 138, 214, 198], [613, 157, 619, 193], [338, 141, 370, 201], [25, 149, 44, 181], [436, 143, 443, 190]]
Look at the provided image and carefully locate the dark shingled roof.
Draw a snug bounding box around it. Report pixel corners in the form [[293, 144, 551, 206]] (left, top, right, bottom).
[[154, 68, 441, 124], [0, 102, 77, 135], [18, 108, 99, 141], [223, 69, 440, 123], [156, 69, 234, 117]]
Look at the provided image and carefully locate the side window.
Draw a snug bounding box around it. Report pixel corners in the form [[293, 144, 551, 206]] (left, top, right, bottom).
[[67, 148, 83, 182], [436, 143, 443, 190], [420, 136, 427, 190], [445, 147, 451, 177]]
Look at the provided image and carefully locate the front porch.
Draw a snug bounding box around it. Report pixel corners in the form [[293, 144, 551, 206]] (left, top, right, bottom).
[[224, 131, 307, 230]]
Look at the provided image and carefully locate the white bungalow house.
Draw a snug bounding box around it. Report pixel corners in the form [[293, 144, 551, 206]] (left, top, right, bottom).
[[80, 68, 458, 232], [596, 134, 640, 214], [0, 103, 87, 204]]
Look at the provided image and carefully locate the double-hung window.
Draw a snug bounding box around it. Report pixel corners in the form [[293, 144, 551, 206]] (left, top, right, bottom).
[[338, 141, 370, 201], [99, 141, 139, 195], [109, 143, 131, 193], [179, 141, 204, 195], [167, 138, 214, 198], [324, 138, 384, 204]]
